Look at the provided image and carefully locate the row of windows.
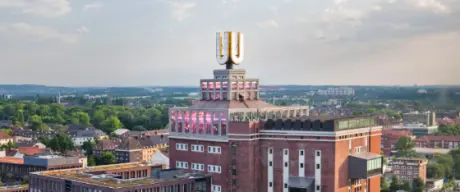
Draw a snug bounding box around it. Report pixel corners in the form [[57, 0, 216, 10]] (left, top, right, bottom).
[[176, 161, 188, 169], [268, 148, 321, 157], [367, 158, 382, 171], [176, 143, 221, 154], [212, 185, 222, 192], [191, 163, 205, 171], [208, 165, 222, 173]]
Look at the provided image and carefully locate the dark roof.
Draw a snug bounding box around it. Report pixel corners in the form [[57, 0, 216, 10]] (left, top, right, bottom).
[[68, 128, 107, 138], [118, 137, 142, 150], [12, 129, 55, 138], [94, 139, 119, 150], [288, 177, 315, 189]]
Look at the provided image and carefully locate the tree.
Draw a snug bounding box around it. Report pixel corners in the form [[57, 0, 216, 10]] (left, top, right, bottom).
[[412, 177, 425, 192], [381, 177, 390, 192], [43, 133, 75, 153], [29, 115, 49, 131], [132, 125, 146, 131], [427, 162, 446, 179], [13, 110, 25, 127], [81, 141, 95, 156], [389, 176, 400, 192], [88, 155, 96, 166], [70, 111, 91, 126], [400, 180, 411, 192], [91, 110, 106, 128], [394, 136, 417, 157], [54, 125, 69, 133], [6, 172, 14, 182], [98, 152, 116, 165], [101, 116, 123, 133]]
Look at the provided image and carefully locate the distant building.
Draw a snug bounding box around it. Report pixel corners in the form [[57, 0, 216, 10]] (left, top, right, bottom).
[[29, 162, 211, 192], [316, 87, 355, 96], [403, 111, 436, 126], [115, 135, 168, 163], [93, 139, 120, 158], [0, 131, 13, 145], [426, 178, 444, 192], [392, 124, 438, 137], [390, 157, 427, 183], [68, 127, 107, 146], [381, 129, 413, 156], [0, 185, 28, 192], [415, 136, 460, 149]]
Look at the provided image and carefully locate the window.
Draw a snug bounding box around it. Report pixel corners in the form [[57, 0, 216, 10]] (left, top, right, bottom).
[[191, 145, 204, 152], [192, 163, 205, 171], [176, 161, 188, 169], [355, 146, 362, 153], [269, 182, 273, 187], [285, 162, 288, 167], [317, 164, 320, 169], [284, 149, 288, 155], [367, 158, 382, 171], [300, 163, 304, 168], [269, 148, 273, 154], [208, 165, 222, 173], [316, 185, 320, 190], [300, 150, 304, 156], [212, 185, 221, 192], [269, 161, 272, 166], [316, 150, 321, 156], [176, 143, 188, 151], [284, 183, 288, 188], [208, 146, 221, 154]]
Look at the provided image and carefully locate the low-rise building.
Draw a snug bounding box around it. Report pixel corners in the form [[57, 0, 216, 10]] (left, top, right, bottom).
[[0, 131, 13, 145], [29, 162, 211, 192], [415, 136, 460, 149], [391, 157, 428, 183], [68, 127, 107, 146], [93, 139, 120, 158], [382, 129, 413, 156], [0, 185, 28, 192], [392, 124, 438, 137], [115, 135, 168, 163]]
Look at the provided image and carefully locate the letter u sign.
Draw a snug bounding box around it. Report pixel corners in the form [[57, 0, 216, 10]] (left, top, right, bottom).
[[216, 31, 244, 69]]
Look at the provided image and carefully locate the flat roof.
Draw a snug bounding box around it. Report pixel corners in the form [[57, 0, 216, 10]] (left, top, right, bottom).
[[350, 152, 382, 160], [32, 162, 192, 188], [414, 147, 451, 154], [0, 157, 24, 164]]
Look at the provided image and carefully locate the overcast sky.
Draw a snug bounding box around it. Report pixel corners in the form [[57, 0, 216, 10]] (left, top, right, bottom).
[[0, 0, 459, 86]]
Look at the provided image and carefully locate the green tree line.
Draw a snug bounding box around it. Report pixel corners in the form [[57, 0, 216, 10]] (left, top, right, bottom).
[[0, 100, 170, 133]]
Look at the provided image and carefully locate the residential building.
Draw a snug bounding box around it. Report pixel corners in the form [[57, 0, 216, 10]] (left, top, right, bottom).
[[0, 131, 13, 145], [169, 31, 383, 192], [0, 185, 28, 192], [93, 139, 120, 158], [414, 147, 452, 159], [426, 178, 444, 192], [390, 157, 427, 183], [381, 129, 413, 156], [415, 136, 460, 149], [29, 162, 211, 192], [316, 87, 355, 96], [115, 135, 168, 163], [12, 129, 54, 142], [68, 127, 107, 146]]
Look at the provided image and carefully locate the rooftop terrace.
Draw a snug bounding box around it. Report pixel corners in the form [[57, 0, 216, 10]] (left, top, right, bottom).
[[32, 162, 201, 188]]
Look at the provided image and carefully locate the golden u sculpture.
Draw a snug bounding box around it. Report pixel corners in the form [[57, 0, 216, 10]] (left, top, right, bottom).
[[216, 31, 244, 69]]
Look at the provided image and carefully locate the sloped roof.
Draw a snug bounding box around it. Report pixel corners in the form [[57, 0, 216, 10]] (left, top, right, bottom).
[[118, 137, 142, 150], [18, 146, 41, 155], [0, 131, 12, 139], [151, 151, 169, 168], [94, 139, 119, 150]]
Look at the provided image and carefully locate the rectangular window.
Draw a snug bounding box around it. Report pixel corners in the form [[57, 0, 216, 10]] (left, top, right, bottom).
[[208, 146, 221, 154], [176, 161, 188, 169], [284, 149, 288, 155], [300, 150, 304, 156], [285, 162, 288, 167], [316, 151, 321, 156], [317, 164, 320, 169], [191, 163, 204, 171], [212, 185, 221, 192], [300, 163, 304, 168], [191, 144, 204, 152], [269, 182, 273, 187], [284, 183, 288, 188], [269, 148, 273, 154], [176, 143, 188, 151], [208, 165, 222, 173]]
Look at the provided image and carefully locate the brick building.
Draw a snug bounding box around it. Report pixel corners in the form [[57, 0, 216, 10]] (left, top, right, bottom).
[[415, 136, 460, 149], [381, 130, 413, 156], [168, 31, 383, 192], [390, 157, 427, 183], [28, 162, 211, 192], [115, 135, 169, 163]]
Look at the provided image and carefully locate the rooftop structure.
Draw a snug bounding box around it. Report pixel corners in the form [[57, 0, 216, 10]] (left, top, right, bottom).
[[29, 162, 211, 192], [169, 31, 383, 192]]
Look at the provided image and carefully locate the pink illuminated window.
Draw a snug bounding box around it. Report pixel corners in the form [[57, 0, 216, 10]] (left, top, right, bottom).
[[245, 82, 251, 89], [231, 82, 237, 89], [171, 119, 176, 132], [238, 82, 244, 89], [215, 82, 221, 90], [215, 92, 221, 100], [206, 123, 212, 134], [213, 124, 219, 135], [208, 82, 214, 90], [199, 123, 204, 133], [192, 123, 197, 133], [222, 82, 228, 90], [201, 82, 207, 89]]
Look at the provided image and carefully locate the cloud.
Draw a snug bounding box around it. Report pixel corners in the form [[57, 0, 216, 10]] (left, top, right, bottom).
[[407, 0, 449, 13], [257, 20, 279, 28], [83, 2, 102, 11], [323, 6, 365, 23], [0, 22, 80, 43], [169, 2, 196, 22], [0, 0, 71, 17], [77, 26, 89, 34], [269, 6, 278, 15]]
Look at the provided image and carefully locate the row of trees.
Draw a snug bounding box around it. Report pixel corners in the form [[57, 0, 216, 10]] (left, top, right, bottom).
[[0, 100, 170, 133], [381, 175, 425, 192], [427, 149, 460, 180], [435, 124, 460, 136]]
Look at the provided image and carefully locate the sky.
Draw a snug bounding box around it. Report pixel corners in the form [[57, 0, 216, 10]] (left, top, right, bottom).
[[0, 0, 459, 87]]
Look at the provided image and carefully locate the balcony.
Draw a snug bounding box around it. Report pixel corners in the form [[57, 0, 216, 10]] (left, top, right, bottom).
[[349, 152, 383, 179]]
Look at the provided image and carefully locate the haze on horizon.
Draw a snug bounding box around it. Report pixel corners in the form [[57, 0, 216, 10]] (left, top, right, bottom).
[[0, 0, 459, 87]]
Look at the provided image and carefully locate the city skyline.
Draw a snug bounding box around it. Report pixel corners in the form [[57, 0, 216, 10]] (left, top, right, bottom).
[[0, 0, 459, 86]]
